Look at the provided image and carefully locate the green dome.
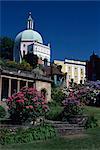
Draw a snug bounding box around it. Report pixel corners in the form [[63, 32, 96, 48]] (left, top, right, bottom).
[[15, 29, 43, 44]]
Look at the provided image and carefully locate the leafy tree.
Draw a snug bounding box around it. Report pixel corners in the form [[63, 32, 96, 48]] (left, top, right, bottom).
[[23, 52, 38, 68], [0, 37, 14, 60]]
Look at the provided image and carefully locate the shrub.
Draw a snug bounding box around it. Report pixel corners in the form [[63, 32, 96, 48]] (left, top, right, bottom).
[[0, 123, 56, 145], [17, 60, 32, 71], [0, 59, 5, 66], [51, 87, 66, 105], [0, 106, 6, 118], [6, 87, 49, 124], [85, 115, 98, 129], [62, 91, 84, 121], [45, 101, 63, 121], [6, 60, 17, 68]]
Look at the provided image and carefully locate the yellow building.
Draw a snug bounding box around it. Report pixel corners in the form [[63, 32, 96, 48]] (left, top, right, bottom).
[[54, 59, 86, 84]]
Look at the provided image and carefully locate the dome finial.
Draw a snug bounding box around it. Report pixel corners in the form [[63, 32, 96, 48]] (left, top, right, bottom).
[[29, 12, 31, 15], [27, 12, 34, 30], [93, 50, 95, 55]]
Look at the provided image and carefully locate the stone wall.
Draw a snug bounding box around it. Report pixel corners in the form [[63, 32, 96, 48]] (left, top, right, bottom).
[[35, 80, 51, 102]]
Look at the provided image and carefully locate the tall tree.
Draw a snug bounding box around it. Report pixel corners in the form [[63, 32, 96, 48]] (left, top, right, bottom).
[[0, 37, 14, 60]]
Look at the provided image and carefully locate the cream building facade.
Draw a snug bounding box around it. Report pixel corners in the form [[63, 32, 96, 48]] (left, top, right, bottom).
[[54, 59, 86, 84]]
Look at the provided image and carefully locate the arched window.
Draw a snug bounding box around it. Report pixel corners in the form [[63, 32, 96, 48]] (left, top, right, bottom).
[[23, 44, 26, 47], [44, 58, 48, 66], [41, 88, 47, 99]]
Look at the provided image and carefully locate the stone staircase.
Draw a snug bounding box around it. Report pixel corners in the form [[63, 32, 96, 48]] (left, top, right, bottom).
[[45, 120, 85, 136]]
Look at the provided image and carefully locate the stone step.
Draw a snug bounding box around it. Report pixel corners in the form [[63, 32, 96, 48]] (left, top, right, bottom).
[[54, 126, 84, 130], [56, 126, 85, 136], [52, 124, 81, 128]]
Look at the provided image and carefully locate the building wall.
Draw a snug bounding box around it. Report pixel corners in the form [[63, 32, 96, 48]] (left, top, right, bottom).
[[54, 59, 86, 84], [54, 60, 66, 73], [15, 40, 51, 66], [0, 75, 51, 102], [33, 42, 50, 65], [21, 41, 34, 57], [35, 80, 51, 102]]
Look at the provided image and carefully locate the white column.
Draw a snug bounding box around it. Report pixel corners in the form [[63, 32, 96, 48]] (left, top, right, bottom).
[[17, 80, 20, 92], [72, 65, 74, 79], [0, 77, 2, 101], [78, 67, 81, 84], [8, 78, 11, 97], [83, 66, 86, 84], [66, 73, 69, 88]]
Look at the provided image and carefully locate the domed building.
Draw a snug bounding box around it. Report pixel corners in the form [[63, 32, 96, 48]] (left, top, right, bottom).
[[13, 12, 50, 65]]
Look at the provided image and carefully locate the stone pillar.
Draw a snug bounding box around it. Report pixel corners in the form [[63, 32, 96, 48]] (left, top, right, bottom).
[[66, 73, 69, 88], [0, 77, 2, 101], [8, 78, 11, 97], [17, 80, 20, 92], [26, 81, 28, 87], [54, 75, 57, 85]]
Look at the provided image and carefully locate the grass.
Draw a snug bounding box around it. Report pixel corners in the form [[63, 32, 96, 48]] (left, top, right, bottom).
[[1, 106, 100, 150], [1, 128, 100, 150], [84, 106, 100, 125]]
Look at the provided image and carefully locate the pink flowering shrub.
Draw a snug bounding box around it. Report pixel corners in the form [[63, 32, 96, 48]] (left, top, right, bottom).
[[6, 87, 49, 124]]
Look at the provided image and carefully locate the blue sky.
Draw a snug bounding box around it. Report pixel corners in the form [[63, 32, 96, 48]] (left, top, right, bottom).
[[0, 1, 100, 61]]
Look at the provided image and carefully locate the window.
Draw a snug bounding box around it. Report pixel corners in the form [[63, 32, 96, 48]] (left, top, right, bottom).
[[68, 67, 70, 71], [75, 76, 77, 79], [81, 69, 83, 75], [44, 58, 48, 66], [40, 57, 42, 60], [75, 67, 77, 70], [23, 44, 26, 47], [41, 89, 47, 99]]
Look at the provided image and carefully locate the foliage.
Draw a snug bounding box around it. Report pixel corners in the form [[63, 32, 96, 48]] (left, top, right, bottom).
[[6, 60, 17, 68], [0, 59, 5, 66], [23, 52, 38, 69], [62, 91, 84, 121], [45, 101, 63, 121], [51, 87, 66, 105], [6, 87, 49, 124], [85, 115, 98, 129], [65, 81, 100, 106], [0, 58, 33, 71], [0, 123, 56, 145], [0, 37, 14, 60], [18, 60, 33, 71], [0, 105, 6, 118]]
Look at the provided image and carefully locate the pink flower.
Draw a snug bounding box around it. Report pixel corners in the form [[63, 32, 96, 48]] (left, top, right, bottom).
[[7, 96, 13, 102], [25, 105, 33, 109], [26, 106, 29, 109], [29, 105, 33, 109], [42, 102, 45, 105], [16, 100, 24, 103]]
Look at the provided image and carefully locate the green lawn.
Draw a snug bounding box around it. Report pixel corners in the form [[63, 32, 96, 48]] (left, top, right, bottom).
[[1, 106, 100, 150], [84, 106, 100, 125]]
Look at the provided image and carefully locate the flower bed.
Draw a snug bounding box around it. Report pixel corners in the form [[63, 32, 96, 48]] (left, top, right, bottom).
[[0, 123, 56, 145], [6, 87, 49, 124]]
